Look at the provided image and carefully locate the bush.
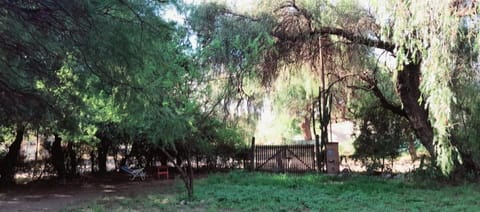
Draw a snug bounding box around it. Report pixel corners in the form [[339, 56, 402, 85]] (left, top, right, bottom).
[[350, 93, 413, 173]]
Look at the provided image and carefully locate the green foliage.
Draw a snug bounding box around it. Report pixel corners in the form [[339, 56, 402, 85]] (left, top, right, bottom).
[[256, 68, 320, 142], [350, 97, 409, 171], [0, 127, 14, 158], [349, 66, 412, 171], [373, 0, 480, 174], [188, 0, 480, 177], [190, 3, 275, 71], [188, 2, 276, 128], [185, 115, 247, 168], [0, 0, 249, 188], [192, 172, 480, 211], [77, 171, 480, 211], [451, 67, 480, 173], [0, 0, 177, 139], [409, 155, 446, 181], [273, 69, 319, 112]]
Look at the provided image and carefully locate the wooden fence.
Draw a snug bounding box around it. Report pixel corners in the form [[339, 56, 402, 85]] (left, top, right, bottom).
[[252, 144, 316, 173]]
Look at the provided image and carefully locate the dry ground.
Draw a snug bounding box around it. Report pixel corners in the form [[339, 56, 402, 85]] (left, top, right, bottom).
[[0, 173, 177, 212]]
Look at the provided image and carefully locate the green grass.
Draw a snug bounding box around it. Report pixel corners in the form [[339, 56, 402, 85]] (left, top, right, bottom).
[[71, 171, 480, 211]]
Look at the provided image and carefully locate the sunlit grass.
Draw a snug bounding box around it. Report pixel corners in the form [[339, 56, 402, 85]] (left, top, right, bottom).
[[73, 171, 480, 211]]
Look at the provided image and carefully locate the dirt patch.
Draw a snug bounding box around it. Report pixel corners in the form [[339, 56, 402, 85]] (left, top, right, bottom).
[[0, 173, 178, 212]]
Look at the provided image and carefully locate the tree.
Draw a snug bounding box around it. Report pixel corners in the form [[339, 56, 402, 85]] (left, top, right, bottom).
[[0, 0, 247, 198], [271, 69, 320, 141], [189, 0, 480, 175], [350, 71, 414, 172], [0, 0, 184, 183], [189, 2, 275, 122], [0, 124, 25, 185]]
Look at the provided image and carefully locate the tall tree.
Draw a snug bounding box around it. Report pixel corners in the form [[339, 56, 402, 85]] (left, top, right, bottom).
[[0, 0, 180, 182], [189, 0, 480, 174], [0, 124, 25, 185]]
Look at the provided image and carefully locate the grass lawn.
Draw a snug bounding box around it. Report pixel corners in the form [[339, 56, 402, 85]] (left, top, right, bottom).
[[71, 171, 480, 211]]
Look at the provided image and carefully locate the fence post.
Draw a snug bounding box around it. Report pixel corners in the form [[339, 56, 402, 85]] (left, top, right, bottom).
[[311, 144, 315, 172], [315, 134, 321, 172], [250, 137, 255, 171]]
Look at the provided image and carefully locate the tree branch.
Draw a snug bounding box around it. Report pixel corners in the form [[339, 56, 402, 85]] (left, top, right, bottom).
[[315, 27, 395, 53], [325, 73, 357, 93], [160, 147, 187, 178], [272, 1, 396, 53], [351, 73, 407, 118], [369, 83, 407, 117]]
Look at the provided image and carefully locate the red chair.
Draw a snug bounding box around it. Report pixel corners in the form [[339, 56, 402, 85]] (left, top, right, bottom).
[[155, 165, 169, 179]]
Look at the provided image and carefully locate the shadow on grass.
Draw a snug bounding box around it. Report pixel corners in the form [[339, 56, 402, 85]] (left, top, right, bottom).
[[71, 171, 480, 211]]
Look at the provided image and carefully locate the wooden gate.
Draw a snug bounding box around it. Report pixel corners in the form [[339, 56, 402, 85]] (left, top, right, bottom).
[[253, 144, 315, 173]]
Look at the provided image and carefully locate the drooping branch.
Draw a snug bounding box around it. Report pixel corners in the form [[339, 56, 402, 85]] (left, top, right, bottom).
[[314, 27, 395, 53], [272, 1, 396, 53], [325, 73, 357, 93], [348, 83, 406, 118], [349, 69, 407, 118], [370, 84, 407, 117], [160, 147, 187, 177]]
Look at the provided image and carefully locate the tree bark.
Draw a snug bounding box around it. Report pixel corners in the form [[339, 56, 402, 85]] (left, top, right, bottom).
[[274, 4, 457, 171], [396, 62, 435, 157], [450, 134, 480, 177], [407, 135, 418, 162], [319, 28, 437, 159], [313, 26, 436, 158], [52, 134, 66, 180], [186, 153, 194, 198], [0, 124, 25, 185], [300, 113, 312, 141], [90, 150, 95, 173], [97, 137, 110, 174], [66, 141, 77, 177], [160, 146, 195, 199]]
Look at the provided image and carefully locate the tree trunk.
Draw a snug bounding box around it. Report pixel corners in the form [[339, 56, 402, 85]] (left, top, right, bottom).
[[407, 135, 418, 162], [313, 24, 437, 161], [450, 135, 480, 177], [52, 134, 66, 180], [186, 154, 194, 198], [67, 141, 77, 177], [90, 150, 96, 173], [160, 146, 194, 199], [0, 124, 25, 185], [97, 138, 110, 174], [396, 62, 435, 157], [300, 113, 312, 141], [407, 138, 418, 162], [319, 90, 331, 172]]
